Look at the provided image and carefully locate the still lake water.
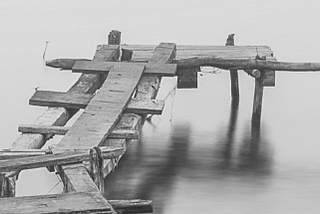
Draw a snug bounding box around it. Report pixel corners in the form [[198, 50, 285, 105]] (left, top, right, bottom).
[[2, 1, 320, 213]]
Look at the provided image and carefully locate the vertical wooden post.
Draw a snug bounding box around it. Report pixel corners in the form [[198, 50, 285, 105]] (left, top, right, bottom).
[[89, 147, 104, 194], [252, 71, 265, 122], [108, 30, 121, 45], [226, 34, 239, 103]]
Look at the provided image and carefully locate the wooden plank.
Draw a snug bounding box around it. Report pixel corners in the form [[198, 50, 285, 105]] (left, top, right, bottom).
[[0, 45, 120, 197], [29, 91, 164, 114], [0, 150, 47, 159], [109, 199, 153, 214], [0, 192, 113, 214], [0, 147, 124, 172], [18, 124, 139, 139], [57, 43, 122, 195], [136, 43, 176, 100], [72, 61, 177, 76], [55, 64, 145, 151], [45, 45, 273, 70]]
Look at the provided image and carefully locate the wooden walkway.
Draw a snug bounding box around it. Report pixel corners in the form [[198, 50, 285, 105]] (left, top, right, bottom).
[[0, 31, 277, 213]]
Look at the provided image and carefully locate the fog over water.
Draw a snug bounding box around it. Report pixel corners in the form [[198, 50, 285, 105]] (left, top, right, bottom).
[[1, 1, 320, 213]]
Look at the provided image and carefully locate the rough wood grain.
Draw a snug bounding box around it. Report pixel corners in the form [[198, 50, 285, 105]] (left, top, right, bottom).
[[108, 199, 153, 213], [55, 64, 145, 151], [46, 45, 270, 69], [0, 150, 47, 159], [0, 45, 120, 197], [177, 56, 320, 71], [252, 71, 265, 122], [0, 192, 113, 214], [72, 60, 177, 76], [0, 147, 124, 172], [18, 124, 139, 139], [29, 91, 164, 114]]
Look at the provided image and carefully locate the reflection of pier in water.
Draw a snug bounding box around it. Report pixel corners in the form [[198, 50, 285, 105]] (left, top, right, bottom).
[[213, 101, 274, 177], [104, 100, 274, 214], [104, 122, 192, 214]]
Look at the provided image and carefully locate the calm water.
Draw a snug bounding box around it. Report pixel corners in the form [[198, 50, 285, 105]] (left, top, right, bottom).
[[2, 1, 320, 213]]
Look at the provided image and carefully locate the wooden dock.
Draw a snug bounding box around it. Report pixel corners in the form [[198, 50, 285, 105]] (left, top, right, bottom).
[[3, 30, 306, 213]]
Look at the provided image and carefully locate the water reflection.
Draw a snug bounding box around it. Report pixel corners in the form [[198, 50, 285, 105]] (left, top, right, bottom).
[[213, 101, 274, 177], [104, 122, 192, 214], [104, 101, 274, 214]]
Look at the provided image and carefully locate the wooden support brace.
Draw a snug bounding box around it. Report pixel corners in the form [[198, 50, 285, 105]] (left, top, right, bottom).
[[72, 60, 177, 76], [252, 70, 265, 122], [0, 147, 125, 173], [89, 147, 104, 193], [29, 91, 165, 115], [18, 124, 139, 139]]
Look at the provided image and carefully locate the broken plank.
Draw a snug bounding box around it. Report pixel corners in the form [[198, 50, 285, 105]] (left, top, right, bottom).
[[56, 64, 145, 151], [30, 90, 165, 114], [0, 147, 124, 172], [109, 199, 153, 214], [18, 124, 139, 139], [0, 192, 113, 214], [72, 60, 177, 76]]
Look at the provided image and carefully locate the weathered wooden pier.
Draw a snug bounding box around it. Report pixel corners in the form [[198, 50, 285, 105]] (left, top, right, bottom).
[[2, 30, 320, 213]]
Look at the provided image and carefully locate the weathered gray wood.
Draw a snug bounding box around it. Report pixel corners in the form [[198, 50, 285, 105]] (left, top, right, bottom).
[[226, 34, 239, 102], [263, 69, 275, 86], [177, 56, 320, 71], [72, 60, 177, 76], [252, 71, 265, 122], [0, 192, 114, 214], [57, 43, 122, 195], [29, 91, 164, 114], [97, 43, 176, 181], [0, 147, 124, 172], [0, 149, 47, 159], [46, 45, 272, 69], [18, 124, 139, 139], [0, 45, 120, 197], [109, 199, 153, 213], [45, 58, 91, 69], [55, 64, 145, 151]]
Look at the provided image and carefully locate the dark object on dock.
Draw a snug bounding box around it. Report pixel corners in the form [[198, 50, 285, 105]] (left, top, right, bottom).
[[177, 67, 198, 89], [108, 30, 121, 45]]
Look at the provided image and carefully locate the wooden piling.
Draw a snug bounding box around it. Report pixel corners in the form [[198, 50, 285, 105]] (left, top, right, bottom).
[[226, 34, 239, 103], [252, 70, 265, 122]]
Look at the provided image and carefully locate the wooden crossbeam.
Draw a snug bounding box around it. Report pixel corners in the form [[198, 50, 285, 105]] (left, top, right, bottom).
[[29, 91, 165, 114], [18, 124, 139, 139], [0, 192, 113, 214], [72, 60, 177, 76], [0, 147, 124, 172]]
